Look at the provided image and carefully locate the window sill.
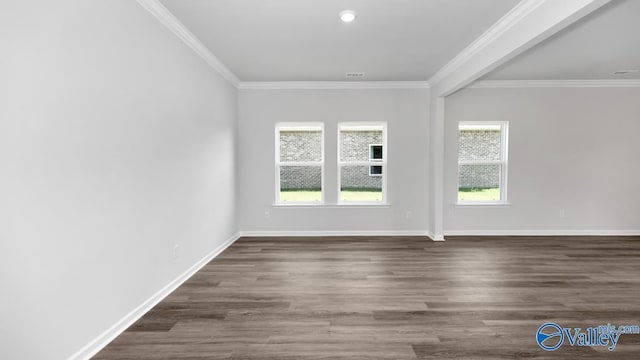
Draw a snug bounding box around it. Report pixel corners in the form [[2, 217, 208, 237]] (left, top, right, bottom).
[[273, 203, 391, 209], [454, 202, 512, 207]]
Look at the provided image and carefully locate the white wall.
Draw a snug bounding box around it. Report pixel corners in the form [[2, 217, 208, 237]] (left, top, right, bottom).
[[444, 87, 640, 234], [0, 1, 238, 359], [238, 89, 430, 234]]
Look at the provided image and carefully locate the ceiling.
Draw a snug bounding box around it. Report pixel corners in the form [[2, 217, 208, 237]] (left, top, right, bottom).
[[483, 0, 640, 80], [159, 0, 519, 81]]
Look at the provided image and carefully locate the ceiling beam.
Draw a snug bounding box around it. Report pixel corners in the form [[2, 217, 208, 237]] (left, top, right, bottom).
[[429, 0, 611, 96]]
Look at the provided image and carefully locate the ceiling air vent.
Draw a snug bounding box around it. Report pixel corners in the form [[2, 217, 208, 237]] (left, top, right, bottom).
[[345, 72, 365, 78]]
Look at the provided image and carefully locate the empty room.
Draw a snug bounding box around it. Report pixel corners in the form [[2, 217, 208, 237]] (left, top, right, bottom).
[[3, 0, 640, 359]]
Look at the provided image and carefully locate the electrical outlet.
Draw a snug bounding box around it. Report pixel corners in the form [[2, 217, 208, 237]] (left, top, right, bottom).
[[173, 244, 179, 259], [405, 210, 412, 219], [264, 211, 270, 219]]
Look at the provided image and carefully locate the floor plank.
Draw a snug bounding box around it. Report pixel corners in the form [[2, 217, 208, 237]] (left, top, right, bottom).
[[94, 236, 640, 359]]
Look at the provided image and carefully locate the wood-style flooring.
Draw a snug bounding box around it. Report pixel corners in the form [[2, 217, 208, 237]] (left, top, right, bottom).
[[94, 236, 640, 359]]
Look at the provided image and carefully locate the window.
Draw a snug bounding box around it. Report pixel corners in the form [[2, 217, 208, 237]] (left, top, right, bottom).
[[276, 124, 324, 204], [338, 123, 387, 203], [369, 145, 383, 176], [458, 122, 508, 204]]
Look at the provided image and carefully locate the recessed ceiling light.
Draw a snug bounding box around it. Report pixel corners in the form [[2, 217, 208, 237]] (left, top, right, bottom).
[[339, 10, 356, 23], [612, 70, 639, 75]]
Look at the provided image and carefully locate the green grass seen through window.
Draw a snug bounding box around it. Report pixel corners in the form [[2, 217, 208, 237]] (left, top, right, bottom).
[[279, 190, 322, 202], [340, 190, 382, 202], [458, 188, 500, 202], [279, 190, 383, 203]]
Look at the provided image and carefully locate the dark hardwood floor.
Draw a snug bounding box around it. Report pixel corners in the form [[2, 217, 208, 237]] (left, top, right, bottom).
[[94, 236, 640, 359]]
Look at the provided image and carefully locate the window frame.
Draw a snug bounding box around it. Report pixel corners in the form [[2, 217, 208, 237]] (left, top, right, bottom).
[[275, 123, 325, 205], [337, 122, 388, 205], [368, 144, 383, 177], [457, 121, 509, 205]]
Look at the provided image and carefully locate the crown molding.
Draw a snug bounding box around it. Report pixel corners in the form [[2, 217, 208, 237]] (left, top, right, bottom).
[[136, 0, 240, 87], [469, 79, 640, 88], [238, 81, 430, 90]]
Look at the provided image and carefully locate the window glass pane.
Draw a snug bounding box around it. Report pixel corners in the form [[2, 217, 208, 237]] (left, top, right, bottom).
[[458, 164, 501, 201], [279, 165, 322, 202], [279, 129, 322, 162], [340, 128, 383, 162], [459, 127, 501, 162], [340, 165, 382, 202], [370, 145, 383, 160]]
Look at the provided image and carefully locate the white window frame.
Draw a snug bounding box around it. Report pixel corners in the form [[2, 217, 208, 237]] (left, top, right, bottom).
[[368, 144, 383, 177], [457, 121, 509, 205], [275, 123, 324, 205], [338, 123, 387, 205]]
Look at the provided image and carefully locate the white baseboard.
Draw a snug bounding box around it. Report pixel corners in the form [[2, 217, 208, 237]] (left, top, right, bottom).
[[68, 232, 241, 360], [239, 230, 434, 238], [444, 230, 640, 237], [428, 231, 445, 241]]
